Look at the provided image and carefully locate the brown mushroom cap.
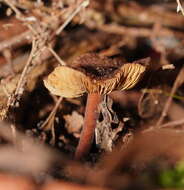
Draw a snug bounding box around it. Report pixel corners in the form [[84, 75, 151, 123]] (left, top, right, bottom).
[[44, 53, 150, 98]]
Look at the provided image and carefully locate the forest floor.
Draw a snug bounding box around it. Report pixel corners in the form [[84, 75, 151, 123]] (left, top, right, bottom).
[[0, 0, 184, 189]]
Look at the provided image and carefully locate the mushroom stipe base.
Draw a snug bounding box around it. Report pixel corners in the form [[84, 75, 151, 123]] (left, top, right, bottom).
[[75, 93, 102, 160]]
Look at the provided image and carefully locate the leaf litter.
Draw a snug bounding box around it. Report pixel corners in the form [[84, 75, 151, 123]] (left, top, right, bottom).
[[0, 0, 184, 189]]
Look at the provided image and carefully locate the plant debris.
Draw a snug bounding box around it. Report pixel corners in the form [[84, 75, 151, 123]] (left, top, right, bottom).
[[0, 0, 184, 189]]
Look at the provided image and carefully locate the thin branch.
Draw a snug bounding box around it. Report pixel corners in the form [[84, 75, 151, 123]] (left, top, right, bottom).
[[56, 0, 89, 35], [3, 0, 37, 35], [3, 0, 21, 16], [14, 39, 36, 96], [7, 39, 36, 107], [95, 23, 184, 39], [40, 96, 63, 130], [176, 0, 184, 16], [47, 46, 66, 66], [156, 67, 184, 127], [142, 118, 184, 134], [160, 118, 184, 128]]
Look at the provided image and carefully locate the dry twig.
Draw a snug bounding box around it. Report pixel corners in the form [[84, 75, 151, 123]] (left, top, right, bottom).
[[7, 38, 36, 107], [40, 96, 63, 130], [156, 67, 184, 127], [56, 0, 89, 35], [160, 118, 184, 128], [176, 0, 184, 16]]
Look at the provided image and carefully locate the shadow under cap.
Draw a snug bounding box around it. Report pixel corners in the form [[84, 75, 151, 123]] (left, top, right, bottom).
[[71, 53, 121, 80], [44, 53, 150, 98]]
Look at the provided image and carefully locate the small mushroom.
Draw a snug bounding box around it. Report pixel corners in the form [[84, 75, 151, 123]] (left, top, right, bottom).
[[44, 53, 150, 160]]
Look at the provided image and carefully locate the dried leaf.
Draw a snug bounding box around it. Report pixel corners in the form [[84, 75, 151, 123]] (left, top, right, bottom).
[[95, 96, 122, 152], [63, 111, 84, 136]]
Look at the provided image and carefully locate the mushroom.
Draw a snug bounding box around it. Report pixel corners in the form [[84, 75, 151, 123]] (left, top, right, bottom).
[[44, 53, 150, 160]]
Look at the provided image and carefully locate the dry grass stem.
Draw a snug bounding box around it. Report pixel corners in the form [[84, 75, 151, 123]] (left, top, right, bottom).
[[176, 0, 184, 15], [160, 118, 184, 128], [156, 67, 184, 127], [40, 96, 63, 130], [3, 0, 38, 35], [47, 47, 66, 66], [7, 39, 36, 107], [56, 0, 89, 35]]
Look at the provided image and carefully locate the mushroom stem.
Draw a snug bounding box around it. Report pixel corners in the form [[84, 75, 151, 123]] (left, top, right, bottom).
[[75, 93, 102, 160]]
